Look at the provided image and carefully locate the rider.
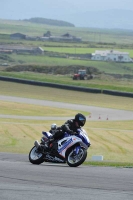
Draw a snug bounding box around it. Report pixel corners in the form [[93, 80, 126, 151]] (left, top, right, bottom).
[[46, 113, 86, 147], [49, 123, 58, 135]]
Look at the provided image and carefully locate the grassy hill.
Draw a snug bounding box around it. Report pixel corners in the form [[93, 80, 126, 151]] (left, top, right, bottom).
[[23, 17, 75, 27]]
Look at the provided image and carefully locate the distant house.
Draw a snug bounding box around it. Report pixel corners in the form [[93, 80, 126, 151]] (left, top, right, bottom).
[[0, 45, 44, 55], [39, 37, 50, 41], [25, 36, 38, 41], [91, 50, 133, 62], [10, 33, 26, 40], [48, 33, 82, 42], [10, 32, 82, 42], [35, 47, 44, 54], [0, 50, 13, 54], [43, 31, 51, 37], [62, 33, 72, 37], [62, 33, 82, 42], [49, 36, 63, 42]]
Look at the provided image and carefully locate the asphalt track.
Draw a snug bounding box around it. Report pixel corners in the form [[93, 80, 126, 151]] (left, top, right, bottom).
[[0, 95, 133, 200], [0, 153, 133, 200], [1, 95, 133, 121]]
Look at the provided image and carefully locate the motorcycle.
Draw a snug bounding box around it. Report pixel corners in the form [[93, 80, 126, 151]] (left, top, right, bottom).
[[29, 128, 90, 167]]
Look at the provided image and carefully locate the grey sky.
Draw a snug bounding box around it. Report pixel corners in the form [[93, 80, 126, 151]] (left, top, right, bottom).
[[0, 0, 133, 20]]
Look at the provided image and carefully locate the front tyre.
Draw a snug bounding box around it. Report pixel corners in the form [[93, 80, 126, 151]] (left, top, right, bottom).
[[29, 146, 44, 165], [67, 147, 87, 167]]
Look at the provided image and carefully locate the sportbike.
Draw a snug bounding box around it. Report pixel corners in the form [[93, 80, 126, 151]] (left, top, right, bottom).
[[29, 128, 90, 167]]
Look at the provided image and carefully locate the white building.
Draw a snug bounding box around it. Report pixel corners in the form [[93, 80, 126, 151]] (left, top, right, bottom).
[[91, 50, 133, 62]]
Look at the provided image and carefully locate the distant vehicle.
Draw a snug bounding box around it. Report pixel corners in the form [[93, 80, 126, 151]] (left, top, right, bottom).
[[73, 69, 93, 80]]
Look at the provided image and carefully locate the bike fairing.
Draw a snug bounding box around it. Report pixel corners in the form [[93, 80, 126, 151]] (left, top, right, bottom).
[[76, 129, 90, 147], [29, 128, 90, 167], [58, 138, 73, 154], [43, 129, 90, 158]]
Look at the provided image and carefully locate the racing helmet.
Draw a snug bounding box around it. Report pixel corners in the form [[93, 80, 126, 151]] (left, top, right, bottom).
[[51, 123, 57, 130], [75, 113, 86, 127]]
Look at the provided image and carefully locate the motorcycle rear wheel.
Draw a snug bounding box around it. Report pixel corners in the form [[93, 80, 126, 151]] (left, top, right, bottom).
[[67, 147, 87, 167], [29, 146, 44, 164]]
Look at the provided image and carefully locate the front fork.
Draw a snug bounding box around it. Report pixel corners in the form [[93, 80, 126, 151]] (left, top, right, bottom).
[[73, 146, 81, 155]]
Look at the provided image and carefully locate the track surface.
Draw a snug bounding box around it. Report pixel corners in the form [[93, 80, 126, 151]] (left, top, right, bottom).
[[0, 153, 133, 200], [0, 95, 133, 200], [1, 95, 133, 121]]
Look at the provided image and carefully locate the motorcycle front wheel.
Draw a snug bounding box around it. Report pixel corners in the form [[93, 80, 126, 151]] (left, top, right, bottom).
[[67, 147, 87, 167], [29, 146, 44, 164]]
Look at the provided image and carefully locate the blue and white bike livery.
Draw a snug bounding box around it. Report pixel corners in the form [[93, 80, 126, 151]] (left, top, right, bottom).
[[29, 128, 90, 167]]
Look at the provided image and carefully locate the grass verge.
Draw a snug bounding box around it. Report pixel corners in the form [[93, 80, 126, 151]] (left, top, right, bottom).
[[0, 100, 84, 116], [0, 71, 133, 93], [0, 119, 133, 166], [1, 80, 133, 111], [84, 161, 133, 168]]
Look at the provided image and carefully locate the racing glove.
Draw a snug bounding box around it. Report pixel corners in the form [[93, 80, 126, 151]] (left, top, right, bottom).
[[70, 130, 78, 135]]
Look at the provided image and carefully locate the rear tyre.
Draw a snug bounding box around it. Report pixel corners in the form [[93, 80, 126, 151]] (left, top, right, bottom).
[[29, 146, 44, 165], [67, 147, 87, 167]]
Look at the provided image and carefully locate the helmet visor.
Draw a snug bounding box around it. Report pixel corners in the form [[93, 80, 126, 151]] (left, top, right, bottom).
[[79, 117, 86, 126]]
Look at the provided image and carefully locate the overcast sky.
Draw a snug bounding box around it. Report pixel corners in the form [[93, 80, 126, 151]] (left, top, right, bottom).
[[0, 0, 133, 20]]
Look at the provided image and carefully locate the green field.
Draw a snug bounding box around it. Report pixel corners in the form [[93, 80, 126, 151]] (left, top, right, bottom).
[[0, 81, 133, 166], [43, 47, 133, 56], [0, 18, 133, 92], [0, 100, 82, 116], [0, 71, 133, 93], [1, 80, 133, 110], [1, 19, 133, 44], [2, 54, 133, 74], [0, 119, 133, 165]]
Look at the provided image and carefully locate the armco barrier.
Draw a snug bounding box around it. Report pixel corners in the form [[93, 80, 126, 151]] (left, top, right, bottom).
[[103, 89, 133, 98], [0, 76, 133, 97], [0, 76, 101, 93]]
